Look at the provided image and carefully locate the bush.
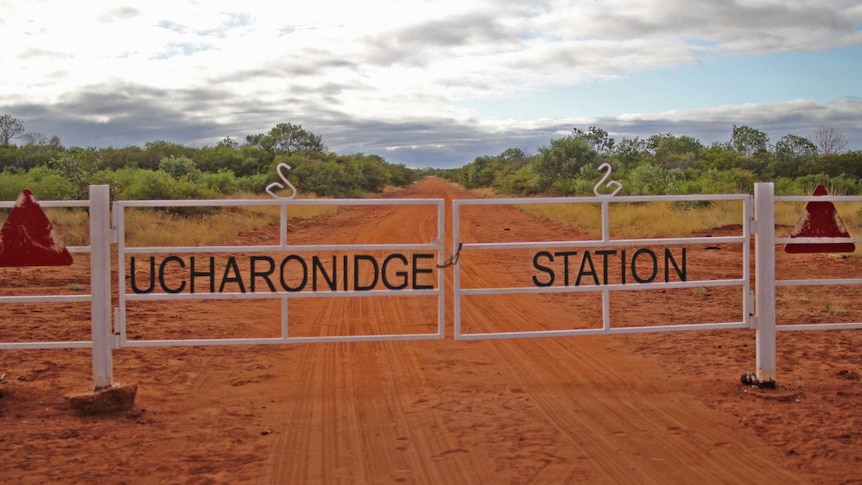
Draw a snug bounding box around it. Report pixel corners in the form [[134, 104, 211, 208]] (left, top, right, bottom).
[[0, 166, 75, 200], [121, 170, 175, 200], [684, 168, 755, 195], [494, 166, 541, 195], [0, 168, 29, 200], [236, 173, 270, 194], [624, 163, 685, 195], [159, 156, 202, 183], [202, 170, 241, 195]]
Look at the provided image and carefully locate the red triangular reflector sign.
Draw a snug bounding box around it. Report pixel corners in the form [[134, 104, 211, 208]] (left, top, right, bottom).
[[0, 189, 73, 267], [785, 184, 855, 254]]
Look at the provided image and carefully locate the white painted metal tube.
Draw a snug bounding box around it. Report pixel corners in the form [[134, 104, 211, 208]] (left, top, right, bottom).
[[754, 183, 777, 384], [461, 235, 744, 251], [0, 341, 93, 350], [89, 185, 113, 390], [457, 321, 749, 340]]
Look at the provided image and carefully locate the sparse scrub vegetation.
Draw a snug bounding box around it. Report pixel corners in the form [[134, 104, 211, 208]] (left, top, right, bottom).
[[433, 124, 860, 198], [119, 197, 335, 247], [3, 114, 861, 247], [424, 123, 862, 251], [0, 118, 414, 246], [0, 119, 419, 203]]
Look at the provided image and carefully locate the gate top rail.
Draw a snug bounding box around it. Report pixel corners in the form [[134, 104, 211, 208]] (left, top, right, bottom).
[[114, 197, 443, 208], [775, 194, 862, 202], [454, 193, 750, 206], [0, 199, 91, 208]]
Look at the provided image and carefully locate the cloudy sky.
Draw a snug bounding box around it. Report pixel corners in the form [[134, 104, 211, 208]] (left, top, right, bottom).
[[2, 0, 860, 168]]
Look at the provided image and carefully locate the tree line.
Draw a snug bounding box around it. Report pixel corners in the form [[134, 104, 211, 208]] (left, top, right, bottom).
[[2, 112, 859, 202], [429, 125, 861, 196], [0, 116, 417, 201]]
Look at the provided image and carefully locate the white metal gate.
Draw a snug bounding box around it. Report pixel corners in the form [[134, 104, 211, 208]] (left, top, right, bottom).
[[113, 197, 446, 348], [452, 193, 754, 339]]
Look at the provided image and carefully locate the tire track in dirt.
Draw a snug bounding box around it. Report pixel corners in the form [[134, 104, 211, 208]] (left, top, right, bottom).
[[259, 193, 478, 483], [252, 177, 812, 483], [449, 189, 807, 483]]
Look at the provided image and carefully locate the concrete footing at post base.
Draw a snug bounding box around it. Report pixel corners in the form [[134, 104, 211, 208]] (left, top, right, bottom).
[[67, 384, 137, 415], [740, 372, 777, 389]]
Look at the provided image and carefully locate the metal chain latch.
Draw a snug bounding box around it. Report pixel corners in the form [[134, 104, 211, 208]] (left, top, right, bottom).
[[436, 242, 463, 268]]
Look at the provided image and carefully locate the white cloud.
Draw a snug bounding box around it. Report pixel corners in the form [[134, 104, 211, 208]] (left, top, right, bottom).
[[0, 0, 859, 166]]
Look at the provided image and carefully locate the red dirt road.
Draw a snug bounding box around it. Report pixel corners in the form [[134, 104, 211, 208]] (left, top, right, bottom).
[[2, 177, 861, 484]]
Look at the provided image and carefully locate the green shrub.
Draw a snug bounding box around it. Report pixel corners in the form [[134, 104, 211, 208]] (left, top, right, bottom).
[[0, 169, 29, 200], [202, 170, 241, 195], [0, 166, 75, 200], [121, 170, 175, 200], [159, 156, 202, 183]]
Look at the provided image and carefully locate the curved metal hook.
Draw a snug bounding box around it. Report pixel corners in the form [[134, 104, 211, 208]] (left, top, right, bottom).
[[265, 163, 298, 199], [593, 162, 622, 197]]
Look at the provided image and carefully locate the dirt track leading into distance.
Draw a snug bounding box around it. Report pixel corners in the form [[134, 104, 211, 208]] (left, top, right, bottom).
[[2, 177, 861, 484]]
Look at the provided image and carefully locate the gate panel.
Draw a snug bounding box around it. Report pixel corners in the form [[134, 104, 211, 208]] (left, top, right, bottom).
[[114, 198, 445, 347], [0, 198, 97, 350], [453, 194, 753, 340]]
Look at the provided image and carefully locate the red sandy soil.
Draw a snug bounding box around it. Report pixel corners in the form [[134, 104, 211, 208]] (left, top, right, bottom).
[[1, 177, 861, 484]]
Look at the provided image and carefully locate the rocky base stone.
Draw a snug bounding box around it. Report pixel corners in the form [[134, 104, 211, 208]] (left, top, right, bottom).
[[67, 384, 137, 415]]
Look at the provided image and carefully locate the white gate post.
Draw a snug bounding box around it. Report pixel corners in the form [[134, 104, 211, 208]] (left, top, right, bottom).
[[754, 182, 776, 385], [89, 185, 113, 390]]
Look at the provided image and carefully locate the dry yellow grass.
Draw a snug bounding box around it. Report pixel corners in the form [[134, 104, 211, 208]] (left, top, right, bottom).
[[7, 189, 862, 256], [6, 193, 335, 248], [120, 196, 334, 247], [521, 197, 862, 257], [468, 186, 862, 243], [520, 200, 744, 238]]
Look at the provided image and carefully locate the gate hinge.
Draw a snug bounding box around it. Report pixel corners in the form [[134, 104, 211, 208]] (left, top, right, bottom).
[[749, 315, 759, 329], [109, 228, 119, 244], [749, 218, 759, 234]]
